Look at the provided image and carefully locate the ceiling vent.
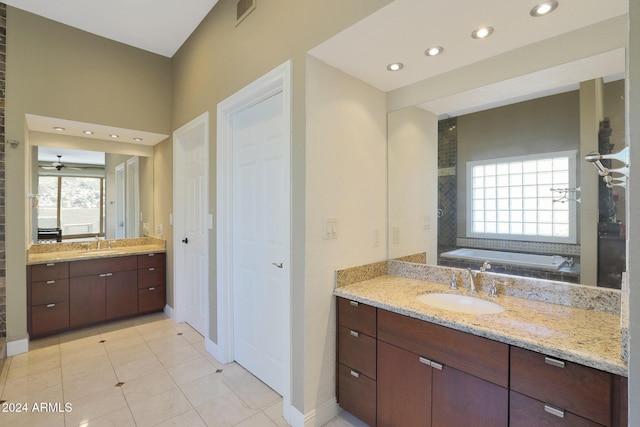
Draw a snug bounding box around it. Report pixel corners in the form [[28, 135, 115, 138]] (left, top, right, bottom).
[[236, 0, 256, 26]]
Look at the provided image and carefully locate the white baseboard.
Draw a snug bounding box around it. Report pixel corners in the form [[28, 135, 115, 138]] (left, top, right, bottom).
[[287, 397, 340, 427], [7, 338, 29, 356], [163, 304, 175, 319]]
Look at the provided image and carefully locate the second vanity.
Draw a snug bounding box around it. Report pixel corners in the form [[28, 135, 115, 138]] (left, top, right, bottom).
[[27, 237, 167, 338], [334, 261, 628, 427]]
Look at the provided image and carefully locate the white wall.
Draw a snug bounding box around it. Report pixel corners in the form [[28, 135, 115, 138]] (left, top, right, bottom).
[[304, 55, 387, 416], [388, 107, 438, 261]]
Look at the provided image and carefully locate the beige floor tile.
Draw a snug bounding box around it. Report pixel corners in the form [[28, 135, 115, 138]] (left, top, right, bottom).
[[59, 327, 102, 346], [179, 372, 232, 407], [64, 386, 127, 427], [155, 341, 203, 368], [113, 353, 164, 382], [0, 410, 66, 427], [10, 344, 60, 368], [190, 341, 225, 368], [154, 408, 207, 427], [7, 356, 61, 381], [166, 356, 219, 385], [61, 352, 112, 377], [84, 406, 137, 427], [322, 411, 368, 427], [128, 386, 193, 427], [0, 383, 64, 409], [235, 379, 281, 410], [220, 362, 260, 390], [102, 331, 147, 353], [97, 318, 136, 335], [59, 342, 108, 364], [120, 370, 177, 405], [1, 366, 62, 400], [235, 411, 279, 427], [196, 392, 259, 426], [264, 399, 289, 427], [107, 342, 155, 367], [28, 335, 60, 351], [63, 366, 119, 402]]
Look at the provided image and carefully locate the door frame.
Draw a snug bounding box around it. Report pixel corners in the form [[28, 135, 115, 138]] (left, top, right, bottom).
[[173, 111, 210, 338], [216, 60, 292, 419]]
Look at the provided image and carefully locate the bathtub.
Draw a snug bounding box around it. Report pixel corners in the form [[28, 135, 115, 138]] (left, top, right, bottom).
[[440, 248, 568, 271]]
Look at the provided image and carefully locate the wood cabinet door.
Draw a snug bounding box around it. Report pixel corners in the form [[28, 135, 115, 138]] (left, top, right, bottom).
[[105, 270, 138, 320], [432, 365, 508, 427], [69, 275, 106, 327], [377, 340, 431, 427]]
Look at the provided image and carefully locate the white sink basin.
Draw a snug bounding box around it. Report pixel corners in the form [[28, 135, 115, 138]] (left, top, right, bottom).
[[416, 292, 505, 314]]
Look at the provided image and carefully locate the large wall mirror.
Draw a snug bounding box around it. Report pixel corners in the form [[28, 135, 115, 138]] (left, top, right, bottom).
[[26, 115, 167, 243], [388, 49, 627, 289]]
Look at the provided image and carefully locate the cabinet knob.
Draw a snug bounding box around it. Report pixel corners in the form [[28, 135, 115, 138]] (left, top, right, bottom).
[[46, 280, 56, 284], [350, 330, 359, 338], [149, 287, 156, 291], [46, 303, 56, 308], [350, 370, 360, 378], [349, 301, 359, 307], [149, 267, 155, 271]]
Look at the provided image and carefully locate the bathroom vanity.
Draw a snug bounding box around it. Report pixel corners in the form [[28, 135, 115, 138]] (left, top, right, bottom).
[[335, 265, 628, 427], [27, 238, 166, 338]]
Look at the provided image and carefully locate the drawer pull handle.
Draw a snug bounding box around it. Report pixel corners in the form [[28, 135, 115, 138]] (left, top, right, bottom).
[[105, 273, 113, 277], [99, 274, 107, 278], [148, 253, 155, 257], [350, 370, 360, 378], [149, 267, 155, 271], [349, 301, 358, 307], [349, 330, 359, 338], [46, 263, 55, 267], [46, 280, 56, 284], [544, 404, 565, 418], [419, 357, 432, 366], [430, 361, 443, 371], [46, 303, 56, 308], [149, 287, 156, 291], [544, 357, 565, 368]]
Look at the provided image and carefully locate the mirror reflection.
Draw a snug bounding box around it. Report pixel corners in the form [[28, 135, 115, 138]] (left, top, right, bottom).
[[388, 58, 626, 289], [34, 146, 154, 242]]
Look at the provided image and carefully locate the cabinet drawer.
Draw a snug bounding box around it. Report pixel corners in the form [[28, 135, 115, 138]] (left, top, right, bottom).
[[138, 286, 165, 313], [31, 301, 69, 336], [337, 297, 376, 337], [30, 262, 69, 282], [31, 279, 69, 306], [510, 391, 604, 427], [377, 309, 508, 387], [510, 347, 611, 426], [338, 326, 376, 380], [138, 266, 165, 288], [70, 256, 137, 276], [338, 362, 376, 427], [138, 252, 166, 269]]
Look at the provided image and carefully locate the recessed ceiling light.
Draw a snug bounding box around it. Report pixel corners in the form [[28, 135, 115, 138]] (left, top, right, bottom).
[[109, 134, 119, 138], [387, 62, 404, 71], [83, 130, 94, 135], [53, 127, 65, 131], [133, 137, 143, 142], [471, 26, 494, 39], [425, 46, 444, 57], [530, 0, 558, 17]]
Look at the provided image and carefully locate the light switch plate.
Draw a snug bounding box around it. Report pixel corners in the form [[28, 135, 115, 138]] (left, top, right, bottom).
[[323, 216, 338, 240]]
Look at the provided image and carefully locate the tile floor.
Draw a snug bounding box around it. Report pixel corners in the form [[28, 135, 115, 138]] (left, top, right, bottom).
[[0, 313, 362, 427]]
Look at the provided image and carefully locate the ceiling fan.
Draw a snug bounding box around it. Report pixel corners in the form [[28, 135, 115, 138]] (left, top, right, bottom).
[[41, 155, 82, 171]]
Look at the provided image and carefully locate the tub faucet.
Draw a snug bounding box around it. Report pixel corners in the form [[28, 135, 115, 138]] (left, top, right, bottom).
[[467, 261, 491, 293]]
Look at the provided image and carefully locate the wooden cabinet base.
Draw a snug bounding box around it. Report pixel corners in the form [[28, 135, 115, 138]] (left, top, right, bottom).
[[31, 301, 69, 336], [338, 363, 376, 427]]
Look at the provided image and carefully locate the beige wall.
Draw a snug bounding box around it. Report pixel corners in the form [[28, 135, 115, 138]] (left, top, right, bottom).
[[168, 0, 391, 414], [5, 7, 172, 344]]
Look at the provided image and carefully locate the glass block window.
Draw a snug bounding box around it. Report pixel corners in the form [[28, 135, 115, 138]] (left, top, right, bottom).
[[466, 150, 577, 243]]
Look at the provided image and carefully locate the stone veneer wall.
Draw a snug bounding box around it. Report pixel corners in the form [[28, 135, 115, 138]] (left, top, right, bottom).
[[437, 117, 457, 251], [0, 2, 6, 366]]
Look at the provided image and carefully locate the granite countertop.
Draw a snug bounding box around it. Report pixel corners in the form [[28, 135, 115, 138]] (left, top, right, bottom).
[[334, 275, 627, 377], [27, 237, 166, 265]]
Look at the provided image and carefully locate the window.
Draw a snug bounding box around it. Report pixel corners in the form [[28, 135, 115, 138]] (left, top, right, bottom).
[[467, 150, 576, 243], [38, 176, 105, 238]]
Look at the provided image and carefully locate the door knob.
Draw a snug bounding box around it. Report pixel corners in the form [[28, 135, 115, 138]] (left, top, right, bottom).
[[182, 237, 189, 244], [272, 262, 283, 268]]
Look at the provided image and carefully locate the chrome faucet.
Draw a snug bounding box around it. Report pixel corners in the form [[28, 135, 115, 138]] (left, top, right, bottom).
[[95, 236, 101, 250], [466, 261, 491, 293]]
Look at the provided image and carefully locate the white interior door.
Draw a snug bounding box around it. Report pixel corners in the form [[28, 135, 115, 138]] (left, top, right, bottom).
[[174, 113, 209, 337], [115, 163, 126, 239], [232, 91, 288, 395]]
